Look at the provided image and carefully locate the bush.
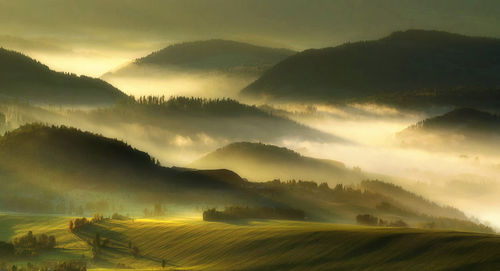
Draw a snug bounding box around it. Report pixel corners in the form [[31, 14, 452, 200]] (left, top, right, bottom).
[[70, 217, 90, 232], [53, 261, 87, 271]]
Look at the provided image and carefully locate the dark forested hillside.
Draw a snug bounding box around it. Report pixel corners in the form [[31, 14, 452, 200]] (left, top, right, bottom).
[[0, 48, 127, 105], [0, 124, 253, 200], [397, 108, 500, 154], [241, 30, 500, 107], [82, 96, 339, 143], [106, 40, 295, 76], [191, 142, 361, 183], [405, 108, 500, 133], [361, 180, 466, 220]]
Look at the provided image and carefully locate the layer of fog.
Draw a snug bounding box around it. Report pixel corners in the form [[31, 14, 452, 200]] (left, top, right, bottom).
[[270, 103, 500, 228], [4, 99, 500, 227], [102, 65, 257, 99]]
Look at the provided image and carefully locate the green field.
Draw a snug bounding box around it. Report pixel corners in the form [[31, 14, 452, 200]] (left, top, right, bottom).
[[1, 214, 500, 270]]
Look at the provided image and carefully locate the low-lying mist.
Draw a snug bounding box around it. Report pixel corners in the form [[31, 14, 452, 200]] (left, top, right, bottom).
[[271, 103, 500, 228], [3, 98, 500, 228], [102, 65, 257, 99]]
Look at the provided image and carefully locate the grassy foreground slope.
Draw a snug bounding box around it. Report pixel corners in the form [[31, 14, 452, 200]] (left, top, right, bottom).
[[1, 214, 500, 270], [84, 221, 500, 270], [0, 214, 91, 264]]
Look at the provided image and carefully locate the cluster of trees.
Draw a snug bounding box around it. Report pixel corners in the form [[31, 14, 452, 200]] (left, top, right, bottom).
[[0, 261, 86, 271], [356, 214, 408, 228], [53, 261, 86, 271], [203, 206, 305, 221], [69, 214, 105, 233], [256, 179, 495, 233], [132, 96, 270, 118], [69, 218, 89, 232], [11, 231, 56, 257]]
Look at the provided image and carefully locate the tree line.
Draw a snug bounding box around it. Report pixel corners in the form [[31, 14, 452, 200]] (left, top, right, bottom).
[[203, 206, 305, 221]]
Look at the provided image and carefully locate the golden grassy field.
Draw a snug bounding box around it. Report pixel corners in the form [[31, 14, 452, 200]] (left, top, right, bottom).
[[1, 214, 500, 270]]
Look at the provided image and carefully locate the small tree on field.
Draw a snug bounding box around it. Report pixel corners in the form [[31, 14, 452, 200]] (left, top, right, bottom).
[[131, 246, 139, 257]]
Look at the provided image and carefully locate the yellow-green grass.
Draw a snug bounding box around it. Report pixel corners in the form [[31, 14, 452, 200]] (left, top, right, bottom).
[[2, 214, 500, 270], [0, 213, 91, 264], [79, 219, 500, 270]]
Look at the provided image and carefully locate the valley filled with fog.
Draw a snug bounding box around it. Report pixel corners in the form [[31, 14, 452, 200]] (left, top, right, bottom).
[[2, 1, 500, 268]]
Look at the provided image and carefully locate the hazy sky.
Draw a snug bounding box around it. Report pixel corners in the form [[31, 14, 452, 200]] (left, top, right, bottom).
[[1, 0, 500, 76]]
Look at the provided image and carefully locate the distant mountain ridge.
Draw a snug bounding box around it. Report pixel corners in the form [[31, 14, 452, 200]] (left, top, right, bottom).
[[105, 39, 295, 76], [0, 48, 127, 105], [241, 30, 500, 105]]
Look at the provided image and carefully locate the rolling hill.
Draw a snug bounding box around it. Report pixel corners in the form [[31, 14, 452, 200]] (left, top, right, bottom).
[[1, 215, 499, 270], [397, 108, 500, 154], [0, 124, 262, 213], [0, 124, 487, 232], [241, 30, 500, 107], [104, 39, 295, 77], [191, 142, 362, 183], [0, 48, 127, 105]]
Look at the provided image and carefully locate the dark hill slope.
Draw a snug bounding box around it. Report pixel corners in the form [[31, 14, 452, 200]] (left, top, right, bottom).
[[191, 142, 361, 183], [84, 96, 340, 143], [242, 30, 500, 103], [0, 48, 127, 105], [397, 108, 500, 154], [0, 124, 250, 197], [106, 39, 295, 76], [405, 108, 500, 133]]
